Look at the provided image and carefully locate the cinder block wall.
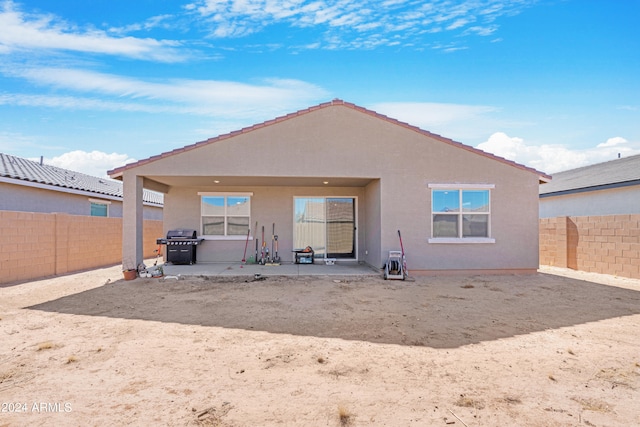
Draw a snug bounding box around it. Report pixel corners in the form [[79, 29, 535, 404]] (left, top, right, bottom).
[[539, 216, 561, 268], [539, 214, 640, 279], [0, 211, 163, 285]]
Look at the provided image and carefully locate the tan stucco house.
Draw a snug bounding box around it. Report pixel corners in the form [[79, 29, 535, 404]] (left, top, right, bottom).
[[108, 100, 550, 275], [1, 153, 163, 219], [539, 153, 640, 218]]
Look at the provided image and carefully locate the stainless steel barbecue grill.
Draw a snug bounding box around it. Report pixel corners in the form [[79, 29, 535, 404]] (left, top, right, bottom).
[[156, 229, 204, 265]]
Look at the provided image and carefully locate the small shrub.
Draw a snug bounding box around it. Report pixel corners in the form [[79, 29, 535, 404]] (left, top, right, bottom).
[[454, 395, 485, 409], [338, 405, 352, 426], [37, 341, 54, 351]]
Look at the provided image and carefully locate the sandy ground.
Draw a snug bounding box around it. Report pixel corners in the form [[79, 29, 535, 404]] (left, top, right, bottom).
[[1, 265, 639, 427]]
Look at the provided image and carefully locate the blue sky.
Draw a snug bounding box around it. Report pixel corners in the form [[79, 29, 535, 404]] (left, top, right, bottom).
[[0, 0, 638, 177]]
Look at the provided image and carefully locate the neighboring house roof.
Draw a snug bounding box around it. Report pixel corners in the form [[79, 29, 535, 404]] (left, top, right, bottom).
[[539, 154, 640, 197], [108, 99, 551, 182], [0, 153, 163, 206]]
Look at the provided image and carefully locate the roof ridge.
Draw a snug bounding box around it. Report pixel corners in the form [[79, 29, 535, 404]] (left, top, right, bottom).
[[107, 100, 550, 180], [1, 152, 110, 180], [552, 152, 640, 176]]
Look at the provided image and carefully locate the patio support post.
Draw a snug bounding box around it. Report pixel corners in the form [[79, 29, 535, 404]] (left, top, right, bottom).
[[122, 173, 144, 270]]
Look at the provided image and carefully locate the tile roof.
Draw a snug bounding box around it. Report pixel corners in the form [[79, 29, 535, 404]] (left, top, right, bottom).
[[539, 154, 640, 196], [108, 99, 551, 182], [0, 153, 163, 206]]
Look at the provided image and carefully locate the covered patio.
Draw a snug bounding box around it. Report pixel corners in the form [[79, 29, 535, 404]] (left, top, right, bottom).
[[159, 260, 380, 278]]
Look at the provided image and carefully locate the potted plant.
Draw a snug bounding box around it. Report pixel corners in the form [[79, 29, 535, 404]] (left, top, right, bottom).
[[122, 260, 137, 280]]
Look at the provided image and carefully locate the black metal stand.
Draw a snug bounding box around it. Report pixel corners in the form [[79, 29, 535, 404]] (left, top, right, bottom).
[[293, 249, 314, 264]]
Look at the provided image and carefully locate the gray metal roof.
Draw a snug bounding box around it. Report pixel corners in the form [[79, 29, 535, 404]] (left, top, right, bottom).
[[539, 154, 640, 196], [0, 153, 163, 206]]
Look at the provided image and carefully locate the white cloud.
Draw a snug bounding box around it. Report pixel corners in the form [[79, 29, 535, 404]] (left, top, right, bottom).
[[368, 101, 505, 141], [463, 25, 498, 36], [0, 0, 539, 57], [0, 1, 185, 61], [447, 18, 473, 30], [0, 130, 71, 155], [477, 131, 528, 159], [476, 132, 640, 174], [370, 101, 499, 126], [34, 150, 137, 178], [0, 0, 538, 55], [597, 136, 627, 148], [0, 93, 183, 113], [441, 45, 468, 53], [107, 14, 175, 36], [187, 0, 536, 49], [1, 66, 330, 118], [0, 130, 35, 152]]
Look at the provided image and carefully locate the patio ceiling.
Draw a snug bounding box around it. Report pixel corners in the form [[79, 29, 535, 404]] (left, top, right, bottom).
[[142, 175, 377, 190]]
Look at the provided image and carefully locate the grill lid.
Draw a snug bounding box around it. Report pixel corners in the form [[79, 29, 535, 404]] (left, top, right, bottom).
[[166, 229, 197, 239]]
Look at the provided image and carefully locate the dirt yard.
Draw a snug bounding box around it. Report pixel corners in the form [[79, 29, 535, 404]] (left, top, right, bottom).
[[1, 265, 639, 426]]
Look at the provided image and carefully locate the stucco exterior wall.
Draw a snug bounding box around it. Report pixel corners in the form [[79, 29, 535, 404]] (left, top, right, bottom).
[[124, 104, 541, 273], [363, 179, 381, 267], [162, 185, 366, 263], [0, 181, 162, 219], [540, 185, 640, 218]]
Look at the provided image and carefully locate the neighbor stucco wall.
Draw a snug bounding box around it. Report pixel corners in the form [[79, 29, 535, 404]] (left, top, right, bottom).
[[540, 185, 640, 218], [0, 181, 162, 220], [125, 104, 541, 273]]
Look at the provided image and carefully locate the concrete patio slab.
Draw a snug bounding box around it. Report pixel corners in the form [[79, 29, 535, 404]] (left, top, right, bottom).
[[159, 261, 380, 278]]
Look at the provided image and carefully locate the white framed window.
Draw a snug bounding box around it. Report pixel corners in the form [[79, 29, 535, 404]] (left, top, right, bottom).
[[89, 199, 110, 217], [428, 184, 495, 243], [198, 192, 252, 238]]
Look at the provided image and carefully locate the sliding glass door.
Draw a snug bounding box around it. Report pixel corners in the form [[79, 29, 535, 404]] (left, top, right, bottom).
[[326, 198, 356, 258], [294, 197, 356, 259], [294, 198, 325, 257]]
